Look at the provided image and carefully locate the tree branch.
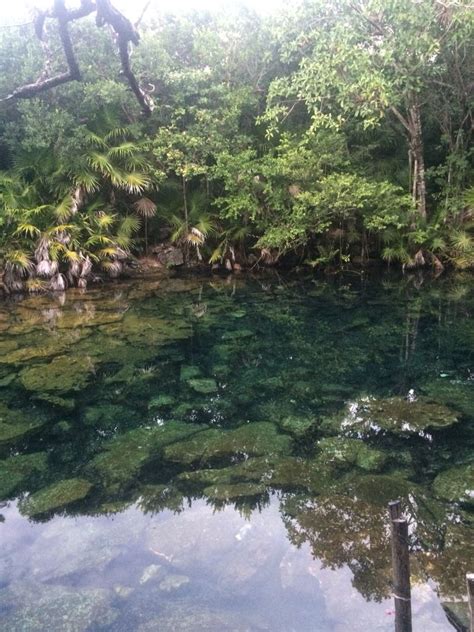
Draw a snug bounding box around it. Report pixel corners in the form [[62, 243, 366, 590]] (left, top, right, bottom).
[[1, 0, 154, 116], [95, 0, 154, 115]]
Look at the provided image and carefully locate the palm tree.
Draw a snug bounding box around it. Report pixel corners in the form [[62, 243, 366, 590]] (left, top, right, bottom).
[[133, 197, 157, 256]]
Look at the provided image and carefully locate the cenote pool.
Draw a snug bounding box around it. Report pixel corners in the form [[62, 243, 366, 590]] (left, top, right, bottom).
[[0, 272, 473, 631]]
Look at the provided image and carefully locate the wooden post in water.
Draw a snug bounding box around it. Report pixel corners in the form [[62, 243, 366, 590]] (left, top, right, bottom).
[[467, 573, 474, 632], [388, 500, 412, 632]]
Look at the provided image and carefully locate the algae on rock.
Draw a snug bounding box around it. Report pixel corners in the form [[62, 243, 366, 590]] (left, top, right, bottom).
[[163, 422, 292, 465], [19, 478, 93, 517], [334, 396, 459, 436], [87, 421, 207, 491], [0, 403, 45, 445], [0, 452, 48, 499], [316, 437, 387, 472], [20, 355, 95, 393], [433, 464, 474, 507]]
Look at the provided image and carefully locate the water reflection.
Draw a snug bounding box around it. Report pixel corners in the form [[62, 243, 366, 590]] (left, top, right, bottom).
[[0, 271, 473, 630], [0, 500, 454, 631]]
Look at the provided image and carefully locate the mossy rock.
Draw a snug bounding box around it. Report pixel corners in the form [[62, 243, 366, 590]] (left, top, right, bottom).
[[0, 404, 45, 445], [0, 373, 16, 388], [19, 478, 92, 517], [335, 396, 459, 436], [148, 394, 175, 409], [316, 437, 387, 472], [211, 364, 230, 379], [0, 452, 48, 499], [180, 365, 201, 381], [88, 421, 207, 491], [267, 457, 337, 493], [221, 329, 254, 341], [421, 378, 473, 418], [83, 403, 133, 428], [54, 310, 123, 330], [121, 313, 192, 346], [178, 457, 275, 488], [203, 482, 266, 501], [137, 483, 186, 513], [187, 378, 218, 394], [179, 455, 335, 495], [342, 473, 412, 505], [433, 464, 474, 507], [104, 364, 136, 385], [35, 393, 76, 410], [276, 416, 316, 437], [1, 329, 86, 365], [164, 422, 292, 465], [20, 355, 95, 393]]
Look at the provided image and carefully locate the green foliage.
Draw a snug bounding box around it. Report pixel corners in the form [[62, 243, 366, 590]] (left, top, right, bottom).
[[0, 1, 473, 285]]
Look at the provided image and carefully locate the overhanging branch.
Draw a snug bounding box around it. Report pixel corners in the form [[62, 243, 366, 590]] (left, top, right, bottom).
[[1, 0, 154, 115]]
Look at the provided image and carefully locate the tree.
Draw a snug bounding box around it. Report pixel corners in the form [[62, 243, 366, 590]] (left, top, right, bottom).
[[264, 0, 474, 219]]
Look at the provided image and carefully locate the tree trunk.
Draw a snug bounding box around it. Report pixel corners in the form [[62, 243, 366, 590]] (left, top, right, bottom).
[[182, 176, 189, 266], [408, 105, 427, 220], [390, 103, 427, 219]]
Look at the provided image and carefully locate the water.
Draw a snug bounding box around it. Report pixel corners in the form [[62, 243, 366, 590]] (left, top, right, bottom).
[[0, 271, 472, 631]]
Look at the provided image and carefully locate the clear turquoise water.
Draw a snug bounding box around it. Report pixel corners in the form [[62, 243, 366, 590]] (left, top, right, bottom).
[[0, 271, 472, 631]]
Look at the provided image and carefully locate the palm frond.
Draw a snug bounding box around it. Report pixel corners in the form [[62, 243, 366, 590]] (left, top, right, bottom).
[[134, 197, 157, 218], [55, 196, 73, 222], [118, 215, 141, 236], [14, 223, 41, 238], [74, 171, 100, 193], [108, 142, 140, 158], [88, 152, 115, 176], [120, 172, 151, 194]]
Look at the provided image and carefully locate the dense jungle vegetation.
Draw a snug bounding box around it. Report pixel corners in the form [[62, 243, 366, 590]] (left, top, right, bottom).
[[0, 0, 473, 293]]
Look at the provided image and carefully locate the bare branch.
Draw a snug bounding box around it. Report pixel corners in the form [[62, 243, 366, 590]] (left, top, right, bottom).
[[2, 1, 87, 101], [1, 0, 154, 116], [135, 0, 152, 29]]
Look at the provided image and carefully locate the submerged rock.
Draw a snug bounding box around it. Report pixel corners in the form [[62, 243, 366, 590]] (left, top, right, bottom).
[[433, 464, 474, 507], [139, 564, 164, 585], [335, 396, 459, 436], [138, 483, 186, 513], [342, 473, 412, 505], [137, 605, 264, 632], [0, 452, 48, 499], [83, 403, 133, 429], [35, 393, 76, 410], [276, 415, 316, 438], [159, 574, 190, 592], [88, 421, 206, 491], [203, 482, 266, 501], [0, 404, 45, 445], [20, 355, 95, 393], [25, 515, 141, 581], [148, 394, 175, 409], [0, 583, 117, 632], [316, 437, 387, 472], [187, 378, 218, 394], [146, 504, 279, 598], [179, 455, 336, 495], [163, 423, 292, 465], [19, 478, 92, 517], [421, 378, 473, 418], [180, 365, 201, 381]]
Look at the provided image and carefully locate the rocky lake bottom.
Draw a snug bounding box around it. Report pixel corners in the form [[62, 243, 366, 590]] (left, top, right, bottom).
[[0, 271, 473, 631]]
